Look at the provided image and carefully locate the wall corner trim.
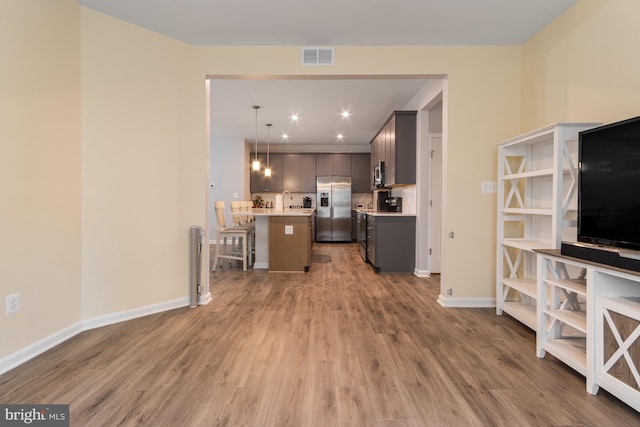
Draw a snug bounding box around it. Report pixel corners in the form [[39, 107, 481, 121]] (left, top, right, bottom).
[[199, 292, 212, 305], [437, 295, 496, 308], [414, 269, 431, 277]]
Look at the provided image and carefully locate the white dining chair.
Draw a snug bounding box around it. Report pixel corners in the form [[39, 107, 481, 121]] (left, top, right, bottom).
[[212, 201, 254, 271]]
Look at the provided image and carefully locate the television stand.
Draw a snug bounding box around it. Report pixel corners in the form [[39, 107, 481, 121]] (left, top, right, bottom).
[[536, 249, 640, 412]]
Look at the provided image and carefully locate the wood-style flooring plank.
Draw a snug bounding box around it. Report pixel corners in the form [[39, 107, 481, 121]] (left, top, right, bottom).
[[1, 243, 640, 426]]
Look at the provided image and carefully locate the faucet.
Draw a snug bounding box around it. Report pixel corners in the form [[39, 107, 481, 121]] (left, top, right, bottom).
[[277, 190, 291, 211]]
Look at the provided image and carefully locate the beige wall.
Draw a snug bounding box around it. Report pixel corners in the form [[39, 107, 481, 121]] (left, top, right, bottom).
[[0, 0, 81, 356], [522, 0, 640, 130], [80, 8, 207, 319]]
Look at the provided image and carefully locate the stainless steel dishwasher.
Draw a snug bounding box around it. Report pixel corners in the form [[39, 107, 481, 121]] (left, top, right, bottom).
[[357, 212, 367, 261], [366, 215, 376, 266]]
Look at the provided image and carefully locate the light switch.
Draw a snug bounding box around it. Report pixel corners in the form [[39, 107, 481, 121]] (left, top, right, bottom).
[[285, 225, 293, 235]]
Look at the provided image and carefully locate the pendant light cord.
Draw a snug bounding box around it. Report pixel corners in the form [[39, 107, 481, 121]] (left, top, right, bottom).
[[266, 123, 271, 169], [252, 105, 260, 164]]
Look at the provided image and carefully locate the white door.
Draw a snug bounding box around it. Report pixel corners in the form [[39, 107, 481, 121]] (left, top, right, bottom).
[[429, 135, 442, 273]]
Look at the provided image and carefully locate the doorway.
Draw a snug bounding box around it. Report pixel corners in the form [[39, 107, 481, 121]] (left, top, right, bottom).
[[207, 75, 447, 287], [416, 93, 444, 277]]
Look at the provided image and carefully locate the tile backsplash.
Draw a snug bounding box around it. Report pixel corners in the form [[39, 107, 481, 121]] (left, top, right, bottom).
[[252, 192, 313, 208], [393, 185, 416, 214], [251, 192, 372, 209], [250, 186, 415, 212], [352, 194, 373, 209], [251, 185, 417, 214]]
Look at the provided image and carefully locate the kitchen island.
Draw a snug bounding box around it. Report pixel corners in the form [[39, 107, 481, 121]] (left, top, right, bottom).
[[251, 208, 315, 272]]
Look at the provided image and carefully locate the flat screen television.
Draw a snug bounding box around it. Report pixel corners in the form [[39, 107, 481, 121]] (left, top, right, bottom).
[[578, 116, 640, 252]]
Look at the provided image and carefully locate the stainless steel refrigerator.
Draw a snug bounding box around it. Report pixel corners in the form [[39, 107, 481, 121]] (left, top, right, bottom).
[[316, 176, 352, 242]]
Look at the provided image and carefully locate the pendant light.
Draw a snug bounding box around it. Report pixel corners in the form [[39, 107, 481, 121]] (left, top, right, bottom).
[[264, 123, 272, 177], [252, 105, 261, 171]]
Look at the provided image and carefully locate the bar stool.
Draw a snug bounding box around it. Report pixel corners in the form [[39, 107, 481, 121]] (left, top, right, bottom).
[[241, 201, 256, 260], [240, 201, 251, 224], [234, 201, 256, 263], [212, 201, 254, 271], [230, 201, 243, 226]]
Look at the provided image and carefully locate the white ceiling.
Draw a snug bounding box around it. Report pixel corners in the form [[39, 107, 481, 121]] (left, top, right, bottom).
[[77, 0, 576, 146], [76, 0, 575, 46], [210, 77, 433, 147]]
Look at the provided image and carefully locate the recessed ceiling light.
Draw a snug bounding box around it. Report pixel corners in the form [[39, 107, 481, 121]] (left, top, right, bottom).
[[341, 111, 350, 119], [336, 133, 344, 140], [290, 114, 299, 122], [281, 133, 289, 140]]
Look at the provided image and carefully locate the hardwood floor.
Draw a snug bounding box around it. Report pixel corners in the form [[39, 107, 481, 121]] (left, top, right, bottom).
[[1, 243, 640, 426]]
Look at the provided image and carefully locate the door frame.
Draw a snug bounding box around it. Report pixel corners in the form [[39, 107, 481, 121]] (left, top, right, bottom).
[[428, 134, 442, 274]]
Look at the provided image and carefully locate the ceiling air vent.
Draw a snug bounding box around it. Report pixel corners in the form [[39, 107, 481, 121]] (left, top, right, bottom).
[[302, 47, 334, 66]]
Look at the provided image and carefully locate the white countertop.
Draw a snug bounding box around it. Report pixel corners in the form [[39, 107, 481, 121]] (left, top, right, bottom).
[[252, 208, 315, 217], [355, 209, 416, 217]]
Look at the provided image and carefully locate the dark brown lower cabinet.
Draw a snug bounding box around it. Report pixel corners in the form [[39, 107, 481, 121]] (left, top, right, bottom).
[[368, 215, 415, 273]]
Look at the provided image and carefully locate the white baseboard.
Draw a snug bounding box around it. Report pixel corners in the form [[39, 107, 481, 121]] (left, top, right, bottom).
[[437, 294, 496, 308], [1, 297, 192, 376], [0, 322, 83, 376], [82, 297, 189, 331], [414, 268, 431, 277]]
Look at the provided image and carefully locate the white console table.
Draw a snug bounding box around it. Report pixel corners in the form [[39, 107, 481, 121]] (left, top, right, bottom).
[[536, 249, 640, 411]]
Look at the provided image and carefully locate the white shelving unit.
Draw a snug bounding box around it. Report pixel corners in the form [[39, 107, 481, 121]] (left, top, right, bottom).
[[496, 122, 640, 412], [537, 255, 588, 377], [496, 123, 600, 330]]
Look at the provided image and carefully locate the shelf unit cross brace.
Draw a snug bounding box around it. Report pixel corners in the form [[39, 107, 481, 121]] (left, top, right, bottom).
[[602, 308, 640, 388], [503, 246, 524, 279], [562, 143, 579, 213], [503, 156, 526, 209]]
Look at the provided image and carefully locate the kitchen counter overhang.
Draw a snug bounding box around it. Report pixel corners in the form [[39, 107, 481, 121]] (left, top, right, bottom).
[[252, 208, 315, 217], [355, 209, 416, 217]]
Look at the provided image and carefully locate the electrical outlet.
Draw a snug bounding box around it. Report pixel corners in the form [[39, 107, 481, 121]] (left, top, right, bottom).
[[481, 181, 497, 194], [6, 293, 20, 315], [232, 192, 238, 199], [285, 225, 293, 235]]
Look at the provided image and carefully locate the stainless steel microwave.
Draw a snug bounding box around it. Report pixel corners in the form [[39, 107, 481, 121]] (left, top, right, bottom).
[[373, 161, 385, 187]]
